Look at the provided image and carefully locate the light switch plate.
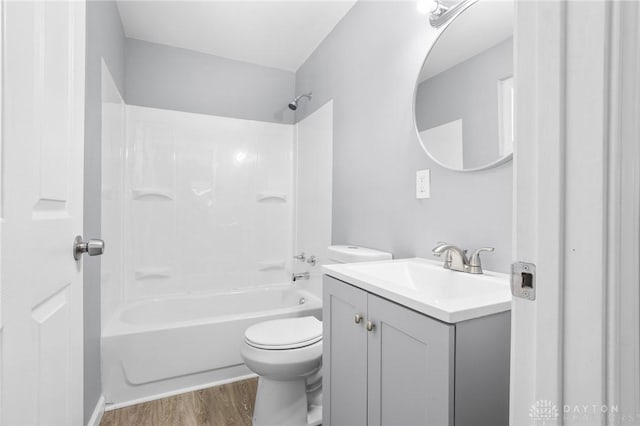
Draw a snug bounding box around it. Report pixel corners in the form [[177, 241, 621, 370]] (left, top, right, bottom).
[[416, 169, 430, 199]]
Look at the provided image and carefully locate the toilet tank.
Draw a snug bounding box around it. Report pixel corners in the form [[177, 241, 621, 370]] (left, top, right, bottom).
[[327, 245, 392, 264]]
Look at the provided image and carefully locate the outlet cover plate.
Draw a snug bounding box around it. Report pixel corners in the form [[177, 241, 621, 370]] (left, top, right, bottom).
[[416, 169, 430, 199]]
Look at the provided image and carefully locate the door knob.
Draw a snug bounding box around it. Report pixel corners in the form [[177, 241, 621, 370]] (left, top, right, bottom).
[[73, 235, 105, 260], [366, 320, 375, 332], [354, 313, 363, 324]]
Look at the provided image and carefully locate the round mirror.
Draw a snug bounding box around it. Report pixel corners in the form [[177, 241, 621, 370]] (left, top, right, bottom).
[[413, 0, 514, 171]]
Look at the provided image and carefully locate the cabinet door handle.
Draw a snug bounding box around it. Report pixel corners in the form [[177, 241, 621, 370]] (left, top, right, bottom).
[[366, 320, 375, 331], [354, 313, 363, 324]]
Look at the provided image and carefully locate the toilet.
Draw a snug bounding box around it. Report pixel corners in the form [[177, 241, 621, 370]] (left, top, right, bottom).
[[241, 245, 392, 426]]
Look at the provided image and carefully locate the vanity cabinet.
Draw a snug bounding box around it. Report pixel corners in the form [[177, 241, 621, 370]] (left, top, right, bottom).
[[323, 275, 510, 426]]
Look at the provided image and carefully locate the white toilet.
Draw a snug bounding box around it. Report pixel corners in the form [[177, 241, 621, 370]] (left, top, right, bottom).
[[241, 245, 392, 426]]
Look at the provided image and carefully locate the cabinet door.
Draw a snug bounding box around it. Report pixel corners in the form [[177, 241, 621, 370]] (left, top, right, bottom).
[[367, 294, 454, 426], [323, 276, 368, 426]]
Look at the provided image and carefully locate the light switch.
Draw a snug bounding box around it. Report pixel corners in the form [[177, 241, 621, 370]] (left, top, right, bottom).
[[416, 169, 430, 199]]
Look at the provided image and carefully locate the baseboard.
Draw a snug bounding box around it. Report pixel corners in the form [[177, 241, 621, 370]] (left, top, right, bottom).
[[87, 395, 105, 426]]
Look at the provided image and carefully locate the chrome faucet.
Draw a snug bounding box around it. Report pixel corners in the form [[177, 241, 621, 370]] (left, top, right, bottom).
[[432, 242, 468, 272], [432, 242, 494, 274], [292, 272, 310, 282]]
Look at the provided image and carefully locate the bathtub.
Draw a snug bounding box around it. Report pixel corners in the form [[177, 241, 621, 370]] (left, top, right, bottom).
[[102, 285, 322, 408]]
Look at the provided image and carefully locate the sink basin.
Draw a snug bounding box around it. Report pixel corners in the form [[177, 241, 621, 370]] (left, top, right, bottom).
[[323, 258, 511, 323]]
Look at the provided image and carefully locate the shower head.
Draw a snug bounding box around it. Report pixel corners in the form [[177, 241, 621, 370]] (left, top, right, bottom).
[[288, 92, 312, 111]]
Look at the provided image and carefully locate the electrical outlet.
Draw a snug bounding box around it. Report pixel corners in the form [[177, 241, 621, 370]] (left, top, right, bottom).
[[416, 169, 430, 199]]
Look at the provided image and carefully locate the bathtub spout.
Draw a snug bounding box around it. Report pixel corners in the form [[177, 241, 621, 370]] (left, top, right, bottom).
[[292, 272, 310, 282]]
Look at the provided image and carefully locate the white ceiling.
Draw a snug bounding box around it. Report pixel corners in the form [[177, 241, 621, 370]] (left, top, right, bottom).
[[419, 1, 513, 82], [116, 0, 357, 72]]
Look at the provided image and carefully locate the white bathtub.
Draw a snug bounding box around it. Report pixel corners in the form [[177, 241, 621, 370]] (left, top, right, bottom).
[[102, 285, 322, 408]]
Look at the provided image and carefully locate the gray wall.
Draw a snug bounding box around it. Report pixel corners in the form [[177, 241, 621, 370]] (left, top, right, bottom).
[[416, 37, 513, 169], [84, 0, 125, 422], [295, 1, 512, 273], [125, 38, 296, 124]]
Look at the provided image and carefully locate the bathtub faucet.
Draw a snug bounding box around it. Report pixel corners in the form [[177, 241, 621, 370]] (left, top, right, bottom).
[[292, 272, 310, 282]]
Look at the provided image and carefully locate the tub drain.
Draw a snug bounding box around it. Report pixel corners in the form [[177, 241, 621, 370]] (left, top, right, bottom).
[[299, 297, 306, 305]]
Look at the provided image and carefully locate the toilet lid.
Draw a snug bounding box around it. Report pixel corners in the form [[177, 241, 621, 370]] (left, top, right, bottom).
[[244, 316, 322, 350]]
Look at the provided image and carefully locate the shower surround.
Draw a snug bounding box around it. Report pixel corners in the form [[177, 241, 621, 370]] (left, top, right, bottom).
[[101, 90, 332, 406], [122, 105, 295, 300]]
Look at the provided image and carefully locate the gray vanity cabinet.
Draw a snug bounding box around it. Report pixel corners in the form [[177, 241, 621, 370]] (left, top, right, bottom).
[[323, 275, 511, 426], [323, 275, 454, 426], [323, 274, 369, 426]]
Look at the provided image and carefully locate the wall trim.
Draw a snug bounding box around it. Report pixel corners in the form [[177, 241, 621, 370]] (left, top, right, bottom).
[[513, 1, 640, 424], [606, 1, 640, 422], [87, 395, 105, 426], [510, 2, 567, 423]]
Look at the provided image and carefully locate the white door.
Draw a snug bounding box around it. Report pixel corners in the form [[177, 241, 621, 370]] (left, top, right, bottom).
[[511, 2, 640, 425], [1, 1, 87, 425]]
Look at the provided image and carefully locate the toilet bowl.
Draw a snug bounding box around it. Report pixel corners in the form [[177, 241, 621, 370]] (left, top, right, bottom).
[[241, 316, 323, 426], [242, 245, 392, 426]]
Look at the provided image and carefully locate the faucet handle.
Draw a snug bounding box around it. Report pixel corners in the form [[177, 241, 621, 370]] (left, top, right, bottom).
[[468, 247, 494, 273]]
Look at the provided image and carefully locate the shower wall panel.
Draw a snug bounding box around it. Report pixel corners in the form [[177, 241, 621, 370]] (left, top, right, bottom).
[[124, 106, 294, 300], [101, 63, 126, 326], [293, 100, 333, 297]]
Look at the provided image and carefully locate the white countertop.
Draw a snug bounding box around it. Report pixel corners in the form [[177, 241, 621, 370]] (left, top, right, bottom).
[[323, 257, 512, 323]]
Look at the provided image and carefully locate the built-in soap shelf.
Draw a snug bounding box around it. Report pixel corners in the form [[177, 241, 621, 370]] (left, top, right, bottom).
[[134, 267, 172, 280], [256, 191, 287, 202], [257, 260, 286, 271], [132, 188, 175, 201]]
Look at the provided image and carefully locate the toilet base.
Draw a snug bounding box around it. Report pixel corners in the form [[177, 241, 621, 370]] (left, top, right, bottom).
[[253, 377, 310, 426], [307, 404, 322, 426]]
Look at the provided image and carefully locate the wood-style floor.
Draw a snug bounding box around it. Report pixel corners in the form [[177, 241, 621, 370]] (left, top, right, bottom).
[[100, 378, 258, 426]]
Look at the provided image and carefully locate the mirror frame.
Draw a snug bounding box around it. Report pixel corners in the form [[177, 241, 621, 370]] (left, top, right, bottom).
[[412, 0, 514, 172]]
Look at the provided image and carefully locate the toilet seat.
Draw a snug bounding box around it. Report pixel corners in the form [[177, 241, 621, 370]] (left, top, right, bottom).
[[244, 316, 322, 350]]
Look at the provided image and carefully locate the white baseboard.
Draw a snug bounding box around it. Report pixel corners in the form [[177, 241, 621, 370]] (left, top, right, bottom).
[[87, 395, 105, 426]]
